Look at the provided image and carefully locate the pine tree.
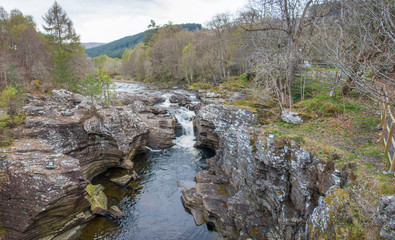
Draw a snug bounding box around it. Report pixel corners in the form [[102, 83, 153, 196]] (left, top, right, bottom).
[[43, 1, 79, 49], [43, 1, 81, 89]]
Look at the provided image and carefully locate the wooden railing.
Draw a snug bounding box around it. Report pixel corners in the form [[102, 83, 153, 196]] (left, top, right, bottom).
[[379, 92, 395, 172]]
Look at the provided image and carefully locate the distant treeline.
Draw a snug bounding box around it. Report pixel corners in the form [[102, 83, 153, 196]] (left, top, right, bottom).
[[85, 23, 202, 59]]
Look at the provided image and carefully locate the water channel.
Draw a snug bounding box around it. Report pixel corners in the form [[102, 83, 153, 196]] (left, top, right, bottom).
[[79, 83, 217, 240]]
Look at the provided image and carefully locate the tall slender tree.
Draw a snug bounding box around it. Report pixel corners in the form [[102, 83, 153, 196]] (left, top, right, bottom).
[[43, 1, 79, 49], [43, 1, 81, 89]]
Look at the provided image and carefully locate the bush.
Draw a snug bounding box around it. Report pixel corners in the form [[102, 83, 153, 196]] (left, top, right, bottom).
[[0, 86, 24, 115], [0, 85, 26, 146]]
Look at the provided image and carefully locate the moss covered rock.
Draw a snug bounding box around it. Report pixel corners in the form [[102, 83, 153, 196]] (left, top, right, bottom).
[[307, 186, 364, 239], [86, 184, 108, 216]]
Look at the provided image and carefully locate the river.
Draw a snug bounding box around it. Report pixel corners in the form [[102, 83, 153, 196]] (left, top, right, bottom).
[[79, 83, 217, 240]]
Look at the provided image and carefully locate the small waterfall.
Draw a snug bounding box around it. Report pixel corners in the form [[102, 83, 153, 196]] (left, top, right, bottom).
[[173, 107, 197, 151], [175, 107, 195, 136], [157, 93, 173, 108], [154, 92, 198, 152]]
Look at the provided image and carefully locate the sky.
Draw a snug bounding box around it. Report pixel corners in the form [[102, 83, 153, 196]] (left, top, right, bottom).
[[0, 0, 248, 43]]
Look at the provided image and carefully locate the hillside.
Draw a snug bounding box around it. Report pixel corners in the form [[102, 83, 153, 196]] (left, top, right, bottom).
[[82, 42, 106, 49], [84, 23, 202, 59]]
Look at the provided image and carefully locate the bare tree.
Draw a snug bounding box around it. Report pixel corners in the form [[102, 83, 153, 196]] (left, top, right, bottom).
[[237, 0, 329, 107], [312, 0, 394, 106], [207, 13, 235, 80]]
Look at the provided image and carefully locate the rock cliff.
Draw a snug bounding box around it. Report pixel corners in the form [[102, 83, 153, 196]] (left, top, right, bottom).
[[0, 89, 175, 239], [182, 104, 343, 239]]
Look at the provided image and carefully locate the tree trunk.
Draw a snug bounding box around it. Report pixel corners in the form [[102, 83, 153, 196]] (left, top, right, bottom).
[[342, 63, 359, 95]]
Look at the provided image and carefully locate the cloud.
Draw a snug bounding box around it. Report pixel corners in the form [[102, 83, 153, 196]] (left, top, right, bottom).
[[0, 0, 247, 42]]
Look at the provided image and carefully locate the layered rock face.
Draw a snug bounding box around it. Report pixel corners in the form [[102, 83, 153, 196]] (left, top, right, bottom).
[[182, 104, 342, 239], [0, 89, 174, 239], [0, 139, 91, 240]]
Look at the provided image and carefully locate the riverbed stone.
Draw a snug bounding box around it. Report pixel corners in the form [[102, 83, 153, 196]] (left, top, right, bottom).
[[170, 93, 191, 106], [111, 174, 133, 186], [86, 184, 108, 216], [191, 209, 205, 226], [109, 205, 125, 218], [110, 171, 139, 186]]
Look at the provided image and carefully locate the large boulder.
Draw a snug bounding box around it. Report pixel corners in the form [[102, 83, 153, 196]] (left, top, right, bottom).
[[169, 93, 191, 106], [23, 102, 149, 180], [281, 110, 303, 124]]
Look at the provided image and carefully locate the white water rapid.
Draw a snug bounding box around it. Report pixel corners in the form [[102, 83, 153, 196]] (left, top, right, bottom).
[[173, 107, 197, 152]]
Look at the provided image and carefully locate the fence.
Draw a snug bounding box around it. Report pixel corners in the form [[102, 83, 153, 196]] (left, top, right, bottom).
[[379, 92, 395, 172]]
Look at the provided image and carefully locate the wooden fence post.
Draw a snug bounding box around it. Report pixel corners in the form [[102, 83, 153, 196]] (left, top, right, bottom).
[[327, 70, 330, 82], [391, 152, 395, 173], [380, 103, 387, 128], [380, 110, 390, 142], [385, 122, 395, 154]]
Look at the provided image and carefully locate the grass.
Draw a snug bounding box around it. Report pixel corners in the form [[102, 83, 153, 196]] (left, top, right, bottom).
[[219, 76, 249, 91], [188, 82, 214, 91]]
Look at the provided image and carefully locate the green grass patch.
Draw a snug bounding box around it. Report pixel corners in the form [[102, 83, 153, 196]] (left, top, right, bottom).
[[220, 76, 249, 91], [188, 82, 214, 90], [294, 94, 361, 117]]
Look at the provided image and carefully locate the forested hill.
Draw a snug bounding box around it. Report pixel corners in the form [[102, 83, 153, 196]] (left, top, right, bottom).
[[85, 23, 202, 59]]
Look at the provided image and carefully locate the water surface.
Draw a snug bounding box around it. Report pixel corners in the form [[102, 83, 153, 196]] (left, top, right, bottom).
[[79, 83, 216, 240]]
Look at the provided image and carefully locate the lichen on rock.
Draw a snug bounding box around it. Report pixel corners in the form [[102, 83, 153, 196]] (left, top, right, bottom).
[[86, 184, 108, 216]]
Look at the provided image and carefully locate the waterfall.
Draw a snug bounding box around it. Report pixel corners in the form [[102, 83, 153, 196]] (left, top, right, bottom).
[[175, 107, 195, 136], [173, 107, 197, 151], [157, 93, 173, 108]]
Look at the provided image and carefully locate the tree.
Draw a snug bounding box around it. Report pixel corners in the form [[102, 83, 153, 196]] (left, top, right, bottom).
[[207, 13, 235, 80], [0, 7, 48, 87], [312, 0, 394, 106], [238, 0, 328, 107], [79, 68, 113, 110], [79, 74, 101, 111], [181, 42, 196, 83], [43, 1, 79, 49], [43, 1, 82, 89]]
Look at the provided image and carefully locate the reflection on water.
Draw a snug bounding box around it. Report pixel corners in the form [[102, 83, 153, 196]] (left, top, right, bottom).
[[79, 148, 217, 240]]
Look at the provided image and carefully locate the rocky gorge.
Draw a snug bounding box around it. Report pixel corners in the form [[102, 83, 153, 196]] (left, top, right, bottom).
[[184, 93, 395, 239], [182, 102, 343, 239], [0, 87, 175, 239], [0, 84, 394, 239]]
